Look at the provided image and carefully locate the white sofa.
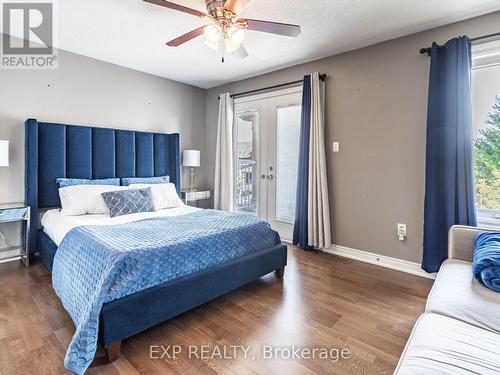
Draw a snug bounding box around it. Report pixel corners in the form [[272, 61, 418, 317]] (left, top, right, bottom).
[[395, 225, 500, 374]]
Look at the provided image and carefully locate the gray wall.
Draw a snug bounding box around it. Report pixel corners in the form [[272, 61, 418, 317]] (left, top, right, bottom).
[[206, 11, 500, 264], [1, 10, 499, 262], [0, 41, 208, 207]]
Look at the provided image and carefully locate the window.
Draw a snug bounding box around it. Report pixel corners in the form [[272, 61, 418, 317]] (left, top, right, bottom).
[[472, 39, 500, 226], [276, 105, 301, 222], [235, 111, 258, 215]]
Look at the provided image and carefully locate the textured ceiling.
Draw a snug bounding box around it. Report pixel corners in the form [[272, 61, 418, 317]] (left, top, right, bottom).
[[21, 0, 500, 88]]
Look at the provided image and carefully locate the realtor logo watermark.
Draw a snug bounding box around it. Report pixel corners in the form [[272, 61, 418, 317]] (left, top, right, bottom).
[[1, 1, 58, 69], [150, 344, 352, 363]]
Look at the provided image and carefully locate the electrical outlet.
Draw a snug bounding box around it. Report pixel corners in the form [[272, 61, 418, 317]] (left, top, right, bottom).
[[397, 223, 407, 241]]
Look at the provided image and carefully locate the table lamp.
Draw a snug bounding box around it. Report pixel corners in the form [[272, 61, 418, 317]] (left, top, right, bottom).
[[0, 140, 8, 247], [0, 140, 8, 167], [183, 150, 200, 192]]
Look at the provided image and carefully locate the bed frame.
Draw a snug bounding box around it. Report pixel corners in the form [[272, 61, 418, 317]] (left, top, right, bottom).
[[24, 119, 287, 363]]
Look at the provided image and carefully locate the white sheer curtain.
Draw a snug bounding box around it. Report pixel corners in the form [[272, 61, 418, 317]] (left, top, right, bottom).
[[308, 73, 331, 248], [214, 93, 234, 211]]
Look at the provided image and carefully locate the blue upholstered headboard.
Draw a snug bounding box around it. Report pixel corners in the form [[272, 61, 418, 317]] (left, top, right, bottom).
[[24, 118, 181, 253]]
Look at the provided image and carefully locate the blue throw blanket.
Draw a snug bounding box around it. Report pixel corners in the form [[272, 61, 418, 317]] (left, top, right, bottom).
[[473, 232, 500, 293], [52, 210, 281, 374]]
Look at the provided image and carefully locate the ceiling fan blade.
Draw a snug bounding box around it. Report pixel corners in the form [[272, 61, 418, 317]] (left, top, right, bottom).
[[144, 0, 206, 18], [233, 44, 249, 59], [166, 26, 206, 46], [224, 0, 250, 14], [243, 19, 301, 37]]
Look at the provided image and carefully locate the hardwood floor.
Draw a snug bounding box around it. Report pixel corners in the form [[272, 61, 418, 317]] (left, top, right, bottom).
[[0, 246, 433, 375]]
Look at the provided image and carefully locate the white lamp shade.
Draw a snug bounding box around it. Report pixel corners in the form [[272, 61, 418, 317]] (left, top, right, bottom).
[[183, 150, 200, 167], [0, 140, 8, 167]]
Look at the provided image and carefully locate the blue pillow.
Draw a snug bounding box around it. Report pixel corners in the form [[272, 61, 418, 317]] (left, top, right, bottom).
[[101, 188, 155, 218], [57, 178, 120, 188], [121, 175, 169, 186], [473, 232, 500, 292]]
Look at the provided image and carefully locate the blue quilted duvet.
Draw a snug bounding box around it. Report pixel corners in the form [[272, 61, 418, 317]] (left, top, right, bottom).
[[51, 209, 281, 374]]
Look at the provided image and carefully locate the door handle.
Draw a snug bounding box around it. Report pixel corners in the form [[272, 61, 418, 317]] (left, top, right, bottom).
[[267, 174, 274, 181], [261, 174, 267, 179]]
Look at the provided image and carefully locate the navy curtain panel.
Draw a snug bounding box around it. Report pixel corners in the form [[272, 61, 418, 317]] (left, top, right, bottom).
[[293, 75, 312, 249], [423, 36, 477, 273]]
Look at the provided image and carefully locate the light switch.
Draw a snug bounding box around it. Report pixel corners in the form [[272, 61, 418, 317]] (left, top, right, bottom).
[[332, 142, 340, 153]]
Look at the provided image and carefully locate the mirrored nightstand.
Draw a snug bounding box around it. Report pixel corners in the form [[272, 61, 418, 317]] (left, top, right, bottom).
[[0, 203, 30, 267], [181, 190, 211, 207]]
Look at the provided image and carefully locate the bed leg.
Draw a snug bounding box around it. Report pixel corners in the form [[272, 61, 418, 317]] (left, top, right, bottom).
[[105, 341, 121, 363], [275, 266, 285, 278]]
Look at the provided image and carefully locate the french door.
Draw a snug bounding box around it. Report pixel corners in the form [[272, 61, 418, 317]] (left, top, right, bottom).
[[233, 87, 302, 241]]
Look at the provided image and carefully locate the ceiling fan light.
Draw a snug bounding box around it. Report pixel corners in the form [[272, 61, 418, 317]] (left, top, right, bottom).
[[204, 39, 220, 51], [224, 38, 241, 53], [203, 24, 221, 43], [228, 26, 246, 46]]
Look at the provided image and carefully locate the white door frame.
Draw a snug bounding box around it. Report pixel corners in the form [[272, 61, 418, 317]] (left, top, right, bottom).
[[234, 86, 303, 241], [234, 86, 302, 105]]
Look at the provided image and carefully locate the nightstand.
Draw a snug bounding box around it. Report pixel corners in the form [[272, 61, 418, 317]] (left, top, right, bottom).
[[0, 203, 30, 267], [181, 190, 211, 206]]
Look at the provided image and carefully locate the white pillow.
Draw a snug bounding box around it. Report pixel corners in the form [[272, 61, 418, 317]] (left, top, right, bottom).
[[59, 185, 127, 216], [128, 183, 182, 210]]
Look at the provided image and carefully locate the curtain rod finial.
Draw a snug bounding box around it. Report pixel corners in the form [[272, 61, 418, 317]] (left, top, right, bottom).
[[420, 47, 431, 56]]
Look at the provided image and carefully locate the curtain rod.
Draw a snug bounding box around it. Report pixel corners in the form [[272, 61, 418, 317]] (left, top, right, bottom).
[[218, 74, 327, 100], [419, 31, 500, 56]]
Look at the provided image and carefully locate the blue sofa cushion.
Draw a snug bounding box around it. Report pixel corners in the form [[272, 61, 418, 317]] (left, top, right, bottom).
[[473, 232, 500, 292], [57, 178, 120, 188], [101, 188, 155, 218], [121, 175, 169, 186]]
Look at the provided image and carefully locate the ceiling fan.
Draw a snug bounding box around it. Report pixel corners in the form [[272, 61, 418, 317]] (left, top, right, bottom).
[[144, 0, 301, 60]]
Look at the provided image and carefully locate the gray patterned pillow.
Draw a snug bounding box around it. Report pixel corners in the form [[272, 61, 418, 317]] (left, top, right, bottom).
[[101, 188, 155, 218]]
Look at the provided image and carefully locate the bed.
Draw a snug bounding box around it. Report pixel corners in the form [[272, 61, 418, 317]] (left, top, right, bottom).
[[24, 119, 287, 374]]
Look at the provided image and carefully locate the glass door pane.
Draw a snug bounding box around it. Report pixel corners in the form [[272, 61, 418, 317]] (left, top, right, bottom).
[[233, 88, 302, 242], [275, 105, 301, 222], [235, 111, 259, 216]]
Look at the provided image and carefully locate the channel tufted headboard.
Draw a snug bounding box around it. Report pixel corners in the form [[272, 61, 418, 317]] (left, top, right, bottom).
[[24, 118, 181, 254]]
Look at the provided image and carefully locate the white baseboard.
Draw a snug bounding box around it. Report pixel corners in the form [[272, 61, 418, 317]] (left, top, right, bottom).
[[323, 244, 436, 279]]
